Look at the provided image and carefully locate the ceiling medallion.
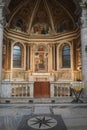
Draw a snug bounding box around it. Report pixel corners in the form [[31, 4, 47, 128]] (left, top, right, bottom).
[[27, 115, 57, 129]]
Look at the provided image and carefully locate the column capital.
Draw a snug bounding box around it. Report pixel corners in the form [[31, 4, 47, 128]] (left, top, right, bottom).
[[0, 17, 6, 28], [80, 2, 87, 28], [0, 0, 10, 28]]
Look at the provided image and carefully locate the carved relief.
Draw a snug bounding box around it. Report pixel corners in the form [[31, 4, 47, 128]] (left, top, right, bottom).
[[55, 70, 72, 81], [12, 71, 26, 81]]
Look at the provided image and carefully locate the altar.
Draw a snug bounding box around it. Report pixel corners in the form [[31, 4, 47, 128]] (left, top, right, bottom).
[[29, 73, 54, 81]]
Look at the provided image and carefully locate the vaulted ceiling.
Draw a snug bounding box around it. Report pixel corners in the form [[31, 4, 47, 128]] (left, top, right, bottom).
[[6, 0, 81, 35]]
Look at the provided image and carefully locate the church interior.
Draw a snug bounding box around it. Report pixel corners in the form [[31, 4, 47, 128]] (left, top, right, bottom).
[[1, 0, 86, 100], [1, 1, 87, 130]]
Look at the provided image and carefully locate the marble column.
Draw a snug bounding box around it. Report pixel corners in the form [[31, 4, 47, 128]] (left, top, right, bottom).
[[55, 44, 57, 71], [0, 22, 3, 82], [26, 45, 30, 70], [0, 5, 4, 97], [80, 2, 87, 96], [48, 44, 52, 72]]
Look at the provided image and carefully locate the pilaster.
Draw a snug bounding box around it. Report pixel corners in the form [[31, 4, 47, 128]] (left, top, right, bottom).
[[48, 44, 53, 72], [0, 20, 4, 80], [0, 3, 4, 83], [80, 2, 87, 96], [0, 1, 7, 97], [26, 44, 30, 70]]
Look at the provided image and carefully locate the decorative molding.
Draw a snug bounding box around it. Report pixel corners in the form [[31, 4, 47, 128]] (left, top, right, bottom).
[[0, 17, 7, 27], [4, 27, 80, 44]]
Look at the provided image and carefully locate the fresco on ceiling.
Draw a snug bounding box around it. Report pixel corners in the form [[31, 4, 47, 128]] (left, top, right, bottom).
[[56, 19, 74, 34], [34, 45, 48, 73], [30, 23, 51, 35]]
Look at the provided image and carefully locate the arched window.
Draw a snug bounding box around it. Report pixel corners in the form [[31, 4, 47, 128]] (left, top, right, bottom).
[[62, 45, 70, 68], [13, 45, 22, 68]]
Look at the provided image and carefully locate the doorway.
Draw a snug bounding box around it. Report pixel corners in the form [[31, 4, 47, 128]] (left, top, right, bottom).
[[34, 82, 50, 98]]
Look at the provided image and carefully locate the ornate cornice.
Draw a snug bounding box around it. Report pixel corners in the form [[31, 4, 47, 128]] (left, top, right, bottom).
[[4, 28, 80, 44]]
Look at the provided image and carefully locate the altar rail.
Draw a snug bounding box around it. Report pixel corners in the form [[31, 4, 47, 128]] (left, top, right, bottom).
[[11, 82, 30, 97], [1, 81, 84, 98], [53, 82, 70, 97], [1, 82, 34, 98]]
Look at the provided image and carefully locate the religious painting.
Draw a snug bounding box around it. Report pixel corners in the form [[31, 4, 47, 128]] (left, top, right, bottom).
[[30, 23, 51, 35], [56, 19, 74, 34], [34, 45, 48, 73]]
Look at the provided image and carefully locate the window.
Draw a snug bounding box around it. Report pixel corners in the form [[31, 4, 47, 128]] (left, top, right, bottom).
[[62, 45, 70, 68], [13, 45, 22, 68]]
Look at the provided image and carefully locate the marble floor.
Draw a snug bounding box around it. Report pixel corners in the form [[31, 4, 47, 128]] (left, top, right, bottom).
[[0, 103, 87, 130]]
